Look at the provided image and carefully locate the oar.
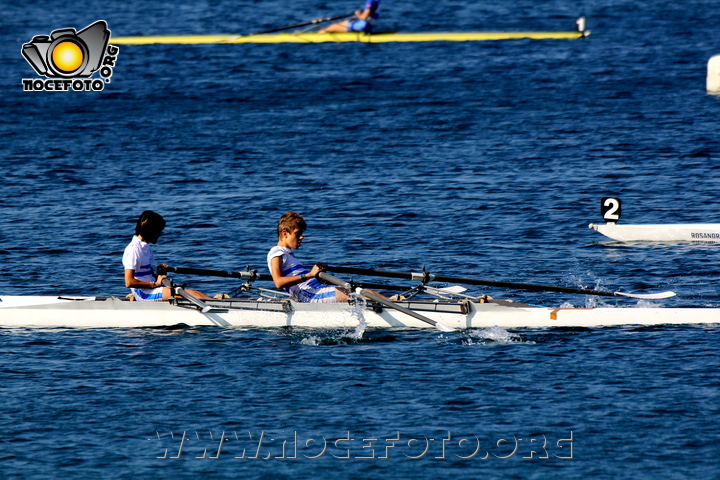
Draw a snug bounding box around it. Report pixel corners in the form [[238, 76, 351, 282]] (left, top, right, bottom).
[[225, 13, 353, 40], [164, 265, 417, 294], [324, 266, 676, 300], [163, 266, 273, 282], [317, 272, 456, 332], [163, 266, 411, 291]]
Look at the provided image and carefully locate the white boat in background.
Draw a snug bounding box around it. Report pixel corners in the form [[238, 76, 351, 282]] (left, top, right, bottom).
[[588, 197, 720, 242], [589, 223, 720, 242], [0, 294, 717, 329]]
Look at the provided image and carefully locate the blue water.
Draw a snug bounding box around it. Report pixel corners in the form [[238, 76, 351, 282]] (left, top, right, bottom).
[[2, 0, 720, 477]]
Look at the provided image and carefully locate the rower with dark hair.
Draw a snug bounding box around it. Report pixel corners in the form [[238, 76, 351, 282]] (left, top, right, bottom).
[[318, 0, 380, 33], [123, 211, 211, 301]]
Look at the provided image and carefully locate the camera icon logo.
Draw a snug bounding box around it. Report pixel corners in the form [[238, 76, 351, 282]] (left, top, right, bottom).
[[22, 20, 110, 78]]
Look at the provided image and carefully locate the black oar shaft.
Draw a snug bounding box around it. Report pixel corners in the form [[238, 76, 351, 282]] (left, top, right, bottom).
[[326, 266, 626, 298], [430, 274, 618, 297], [245, 13, 352, 36], [167, 266, 409, 291], [165, 266, 273, 282], [328, 266, 417, 281]]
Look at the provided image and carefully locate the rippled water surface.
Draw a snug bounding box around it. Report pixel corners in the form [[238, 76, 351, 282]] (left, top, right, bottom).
[[1, 0, 720, 478]]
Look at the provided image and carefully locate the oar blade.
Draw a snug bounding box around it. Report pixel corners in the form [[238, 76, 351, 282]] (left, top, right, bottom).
[[434, 322, 457, 333], [614, 291, 676, 300], [436, 285, 468, 294]]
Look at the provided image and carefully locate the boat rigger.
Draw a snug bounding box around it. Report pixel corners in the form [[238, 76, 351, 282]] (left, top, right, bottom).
[[111, 30, 588, 45]]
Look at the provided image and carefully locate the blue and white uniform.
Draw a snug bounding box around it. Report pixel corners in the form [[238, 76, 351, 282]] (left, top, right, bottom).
[[348, 0, 380, 32], [267, 246, 339, 303], [123, 235, 164, 301]]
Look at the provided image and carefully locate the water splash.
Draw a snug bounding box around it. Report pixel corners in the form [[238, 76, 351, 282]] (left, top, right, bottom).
[[437, 325, 527, 346], [347, 293, 369, 340], [294, 294, 369, 345], [467, 325, 522, 343], [634, 299, 660, 308]]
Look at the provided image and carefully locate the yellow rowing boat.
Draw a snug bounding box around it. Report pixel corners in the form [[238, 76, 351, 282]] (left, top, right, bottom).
[[111, 31, 588, 45]]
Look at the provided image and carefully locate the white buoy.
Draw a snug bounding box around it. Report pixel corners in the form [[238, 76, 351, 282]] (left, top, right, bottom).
[[707, 55, 720, 92]]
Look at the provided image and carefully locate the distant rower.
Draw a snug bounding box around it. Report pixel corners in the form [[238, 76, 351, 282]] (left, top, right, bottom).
[[319, 0, 380, 33]]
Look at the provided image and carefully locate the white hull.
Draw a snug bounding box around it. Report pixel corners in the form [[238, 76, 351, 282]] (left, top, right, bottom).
[[588, 223, 720, 242], [0, 296, 717, 329]]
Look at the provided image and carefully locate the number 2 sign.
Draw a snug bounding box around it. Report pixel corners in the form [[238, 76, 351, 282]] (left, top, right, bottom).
[[601, 197, 622, 223]]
